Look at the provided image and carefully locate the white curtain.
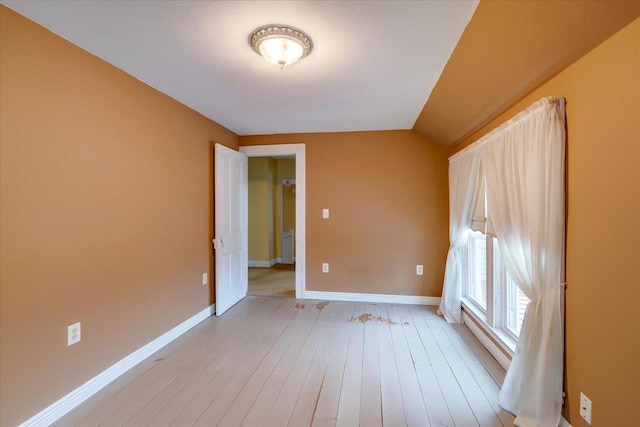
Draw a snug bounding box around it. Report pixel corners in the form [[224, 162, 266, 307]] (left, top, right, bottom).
[[438, 149, 481, 323], [481, 97, 566, 427]]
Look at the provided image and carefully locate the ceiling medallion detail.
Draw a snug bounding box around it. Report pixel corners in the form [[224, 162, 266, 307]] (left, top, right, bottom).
[[249, 25, 313, 69]]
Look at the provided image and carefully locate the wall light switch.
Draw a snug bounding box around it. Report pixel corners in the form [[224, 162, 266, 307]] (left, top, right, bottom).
[[322, 209, 329, 219], [322, 263, 329, 273], [68, 322, 81, 346], [416, 265, 424, 275], [580, 392, 592, 424], [202, 272, 208, 285]]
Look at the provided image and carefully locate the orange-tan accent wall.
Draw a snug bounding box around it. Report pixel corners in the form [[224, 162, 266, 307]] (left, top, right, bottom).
[[452, 17, 640, 427], [248, 157, 277, 263], [275, 158, 296, 259], [0, 6, 238, 425], [240, 131, 450, 297]]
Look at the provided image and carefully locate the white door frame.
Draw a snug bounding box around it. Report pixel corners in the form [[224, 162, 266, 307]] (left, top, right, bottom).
[[239, 144, 305, 299]]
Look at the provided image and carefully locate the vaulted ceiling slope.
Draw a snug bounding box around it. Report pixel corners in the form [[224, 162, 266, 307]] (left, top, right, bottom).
[[0, 0, 478, 136], [414, 0, 640, 148]]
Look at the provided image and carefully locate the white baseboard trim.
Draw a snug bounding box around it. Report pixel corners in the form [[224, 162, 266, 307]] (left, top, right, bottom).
[[248, 258, 280, 268], [462, 312, 511, 371], [19, 304, 215, 427], [303, 290, 440, 306], [248, 260, 270, 267]]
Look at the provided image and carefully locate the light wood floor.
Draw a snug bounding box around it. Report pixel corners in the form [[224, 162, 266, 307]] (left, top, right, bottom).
[[54, 296, 515, 427], [248, 264, 295, 298]]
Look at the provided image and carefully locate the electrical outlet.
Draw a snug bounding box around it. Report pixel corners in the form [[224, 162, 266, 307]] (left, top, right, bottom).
[[202, 272, 208, 285], [322, 208, 330, 219], [580, 392, 592, 424], [68, 322, 81, 346], [322, 263, 329, 273], [416, 265, 423, 275]]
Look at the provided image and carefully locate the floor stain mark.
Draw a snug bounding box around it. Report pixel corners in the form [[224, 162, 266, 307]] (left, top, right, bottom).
[[295, 302, 306, 309], [351, 313, 375, 323], [314, 301, 330, 311], [382, 317, 398, 326], [348, 313, 398, 325], [154, 358, 165, 362]]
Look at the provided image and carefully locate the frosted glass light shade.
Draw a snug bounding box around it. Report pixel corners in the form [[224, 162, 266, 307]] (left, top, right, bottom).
[[259, 37, 304, 67], [250, 25, 313, 69]]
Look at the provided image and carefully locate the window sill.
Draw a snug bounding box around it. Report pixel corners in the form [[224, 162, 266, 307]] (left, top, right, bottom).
[[461, 298, 517, 359]]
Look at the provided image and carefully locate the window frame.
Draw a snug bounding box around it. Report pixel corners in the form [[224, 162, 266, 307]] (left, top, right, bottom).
[[461, 230, 530, 352], [462, 231, 491, 314]]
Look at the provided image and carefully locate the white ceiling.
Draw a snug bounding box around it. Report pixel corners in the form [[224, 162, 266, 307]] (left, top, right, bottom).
[[3, 0, 478, 136]]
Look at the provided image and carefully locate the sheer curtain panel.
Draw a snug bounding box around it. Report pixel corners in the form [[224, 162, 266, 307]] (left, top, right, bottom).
[[481, 97, 566, 427], [438, 149, 481, 323]]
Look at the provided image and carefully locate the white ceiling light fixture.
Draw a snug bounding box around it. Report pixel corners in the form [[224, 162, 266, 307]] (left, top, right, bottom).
[[250, 25, 313, 69]]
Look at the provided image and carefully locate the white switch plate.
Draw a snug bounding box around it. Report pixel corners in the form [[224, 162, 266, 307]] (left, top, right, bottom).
[[580, 392, 592, 424], [68, 322, 81, 346], [202, 272, 208, 285], [416, 265, 423, 275], [322, 209, 329, 219], [322, 263, 329, 273]]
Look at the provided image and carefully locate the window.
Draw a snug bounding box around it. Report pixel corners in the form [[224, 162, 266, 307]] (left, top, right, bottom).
[[463, 233, 530, 340], [465, 231, 487, 309], [506, 277, 529, 336]]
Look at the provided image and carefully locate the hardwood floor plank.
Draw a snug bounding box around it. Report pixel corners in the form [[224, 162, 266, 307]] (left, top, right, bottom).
[[309, 301, 354, 427], [426, 320, 503, 427], [219, 300, 319, 426], [287, 301, 346, 427], [410, 305, 479, 427], [335, 302, 365, 427], [263, 301, 338, 427], [172, 299, 297, 426], [387, 304, 431, 427], [376, 304, 406, 427], [444, 325, 515, 426], [453, 324, 507, 386], [167, 298, 292, 426], [397, 305, 453, 427], [240, 300, 332, 427], [193, 299, 312, 426], [359, 303, 382, 427]]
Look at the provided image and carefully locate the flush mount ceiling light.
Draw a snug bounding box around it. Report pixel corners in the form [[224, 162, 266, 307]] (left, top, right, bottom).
[[249, 25, 313, 69]]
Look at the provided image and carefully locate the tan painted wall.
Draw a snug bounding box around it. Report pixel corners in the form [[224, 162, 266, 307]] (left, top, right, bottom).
[[282, 183, 296, 235], [275, 158, 296, 258], [248, 157, 276, 263], [0, 7, 238, 425], [240, 131, 449, 297], [452, 17, 640, 426]]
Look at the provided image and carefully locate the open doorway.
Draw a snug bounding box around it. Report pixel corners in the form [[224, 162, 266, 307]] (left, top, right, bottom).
[[247, 157, 296, 297], [240, 144, 306, 298]]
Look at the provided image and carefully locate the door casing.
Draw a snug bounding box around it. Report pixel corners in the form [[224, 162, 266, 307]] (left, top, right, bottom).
[[239, 144, 306, 298]]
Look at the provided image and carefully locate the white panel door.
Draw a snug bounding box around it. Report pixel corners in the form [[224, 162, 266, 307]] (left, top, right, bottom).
[[215, 143, 248, 316]]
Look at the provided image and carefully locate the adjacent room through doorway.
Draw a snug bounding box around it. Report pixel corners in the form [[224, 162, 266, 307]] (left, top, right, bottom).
[[248, 263, 295, 297], [247, 156, 296, 297]]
